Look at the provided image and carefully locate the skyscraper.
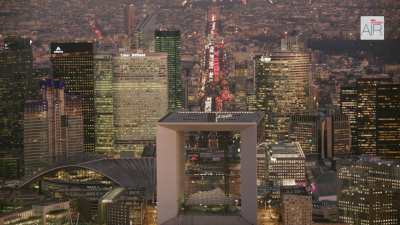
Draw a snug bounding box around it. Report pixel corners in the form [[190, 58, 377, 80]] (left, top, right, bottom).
[[113, 52, 168, 157], [24, 79, 84, 175], [94, 54, 114, 155], [340, 85, 358, 152], [155, 30, 183, 111], [126, 4, 137, 50], [288, 114, 320, 156], [376, 83, 400, 158], [256, 143, 267, 195], [0, 36, 33, 156], [340, 76, 398, 157], [356, 76, 391, 155], [254, 47, 311, 143], [337, 157, 400, 225], [232, 62, 252, 111], [51, 42, 95, 152], [322, 114, 351, 158]]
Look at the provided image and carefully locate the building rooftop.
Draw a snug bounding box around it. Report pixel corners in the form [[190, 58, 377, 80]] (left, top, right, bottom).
[[159, 112, 264, 124], [269, 142, 305, 159]]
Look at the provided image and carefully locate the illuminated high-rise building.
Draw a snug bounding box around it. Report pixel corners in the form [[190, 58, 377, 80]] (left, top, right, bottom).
[[340, 76, 396, 156], [155, 30, 183, 111], [256, 143, 267, 195], [51, 42, 95, 152], [100, 188, 149, 225], [376, 83, 400, 158], [281, 193, 347, 225], [113, 52, 168, 157], [24, 79, 84, 175], [281, 194, 312, 225], [232, 62, 252, 111], [0, 201, 71, 225], [0, 36, 33, 157], [288, 114, 320, 156], [356, 76, 391, 155], [266, 142, 306, 186], [64, 95, 85, 158], [94, 54, 114, 155], [321, 114, 351, 159], [340, 85, 358, 152], [337, 156, 400, 225], [126, 4, 137, 50], [254, 44, 311, 143]]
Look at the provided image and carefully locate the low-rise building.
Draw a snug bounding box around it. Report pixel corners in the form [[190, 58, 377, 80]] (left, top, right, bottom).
[[0, 201, 70, 225]]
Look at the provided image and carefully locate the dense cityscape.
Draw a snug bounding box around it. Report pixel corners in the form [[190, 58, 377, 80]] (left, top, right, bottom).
[[0, 0, 400, 225]]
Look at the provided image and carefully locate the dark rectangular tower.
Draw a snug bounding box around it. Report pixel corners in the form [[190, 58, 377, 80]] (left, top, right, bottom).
[[0, 36, 33, 159], [51, 42, 95, 152], [155, 30, 183, 111]]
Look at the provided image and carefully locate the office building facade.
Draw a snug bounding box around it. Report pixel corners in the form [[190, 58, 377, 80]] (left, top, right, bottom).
[[322, 114, 351, 158], [24, 79, 84, 175], [94, 54, 114, 155], [340, 76, 399, 158], [254, 47, 311, 143], [376, 84, 400, 158], [288, 114, 320, 156], [126, 4, 137, 49], [100, 188, 150, 225], [0, 201, 70, 225], [340, 85, 358, 153], [51, 42, 95, 152], [281, 194, 312, 225], [337, 157, 400, 225], [266, 142, 306, 186], [0, 37, 33, 157], [356, 77, 391, 155], [0, 154, 21, 179], [155, 30, 184, 111], [256, 143, 267, 195], [113, 52, 168, 157]]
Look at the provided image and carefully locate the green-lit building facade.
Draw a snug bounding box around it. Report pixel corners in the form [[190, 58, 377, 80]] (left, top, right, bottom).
[[94, 54, 114, 155], [155, 30, 184, 111]]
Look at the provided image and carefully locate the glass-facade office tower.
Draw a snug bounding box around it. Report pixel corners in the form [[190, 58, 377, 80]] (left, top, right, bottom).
[[155, 30, 184, 111], [254, 48, 311, 143], [322, 114, 351, 158], [0, 37, 33, 157], [113, 52, 168, 157], [340, 85, 358, 153], [356, 77, 390, 155], [94, 54, 114, 155], [51, 43, 95, 152], [376, 83, 400, 158], [126, 4, 137, 50], [288, 114, 320, 156], [24, 79, 84, 176], [340, 76, 399, 158], [337, 157, 400, 225]]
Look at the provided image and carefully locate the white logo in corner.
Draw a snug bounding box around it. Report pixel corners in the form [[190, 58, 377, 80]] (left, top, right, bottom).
[[361, 16, 384, 40]]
